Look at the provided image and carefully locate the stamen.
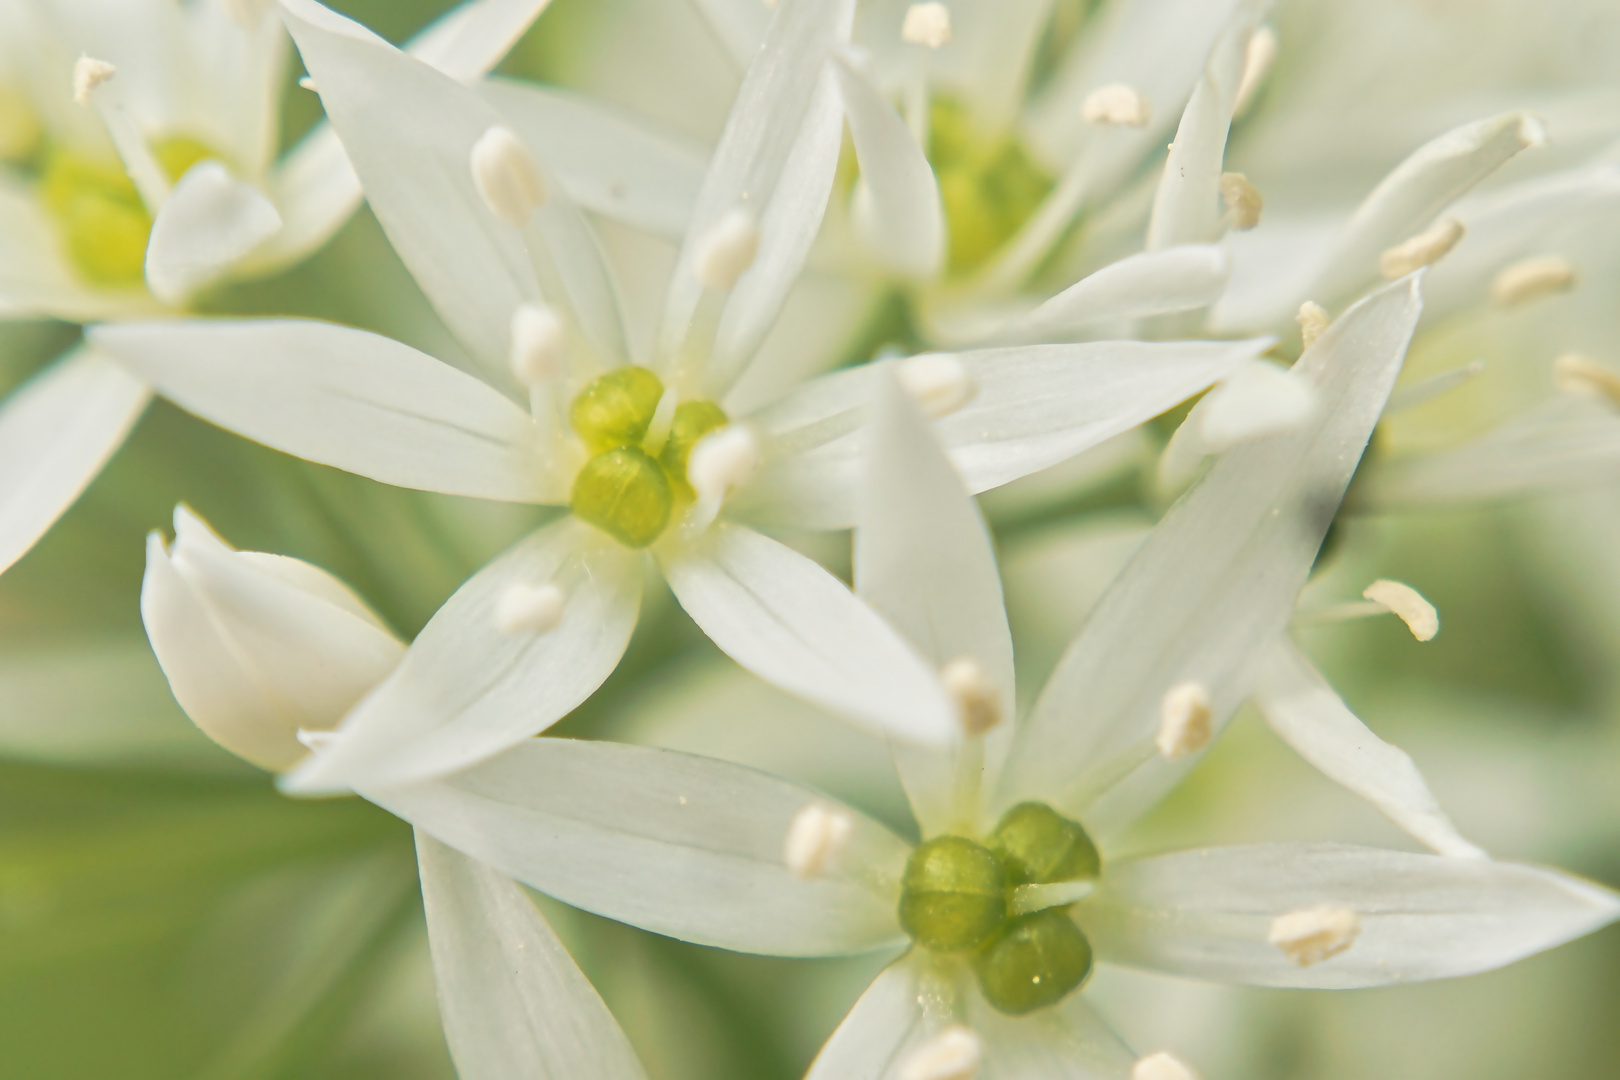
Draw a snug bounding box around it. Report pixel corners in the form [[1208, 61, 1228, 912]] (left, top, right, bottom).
[[470, 125, 547, 227], [1552, 353, 1620, 406], [642, 388, 679, 457], [1269, 904, 1361, 966], [783, 803, 855, 877], [1296, 301, 1330, 350], [1490, 255, 1576, 307], [495, 582, 565, 635], [1219, 172, 1263, 230], [1385, 359, 1485, 413], [1080, 83, 1152, 128], [686, 425, 760, 531], [901, 3, 953, 49], [298, 76, 319, 92], [509, 303, 566, 386], [896, 353, 976, 418], [1362, 579, 1439, 641], [73, 56, 117, 106], [1133, 1051, 1200, 1080], [899, 1026, 983, 1080], [1156, 681, 1212, 759], [295, 729, 339, 751], [694, 209, 760, 292], [941, 656, 1002, 735], [1233, 25, 1278, 116], [1008, 879, 1095, 916], [1379, 217, 1464, 279]]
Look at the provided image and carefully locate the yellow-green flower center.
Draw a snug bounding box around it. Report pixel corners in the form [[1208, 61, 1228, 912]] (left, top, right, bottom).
[[0, 85, 42, 165], [928, 98, 1055, 276], [566, 367, 728, 549]]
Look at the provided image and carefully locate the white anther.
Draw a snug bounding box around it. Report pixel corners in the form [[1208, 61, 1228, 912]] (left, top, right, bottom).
[[1132, 1051, 1201, 1080], [901, 3, 953, 49], [1199, 362, 1319, 451], [1081, 83, 1152, 127], [1296, 301, 1330, 350], [1233, 25, 1278, 116], [1220, 172, 1263, 230], [896, 353, 976, 418], [509, 303, 566, 385], [941, 656, 1002, 735], [900, 1026, 983, 1080], [495, 582, 565, 635], [471, 125, 547, 227], [1379, 217, 1465, 279], [1362, 579, 1439, 642], [695, 209, 760, 292], [73, 56, 116, 106], [1489, 255, 1576, 307], [1269, 904, 1361, 966], [295, 728, 339, 751], [783, 803, 855, 877], [298, 75, 318, 92], [687, 425, 760, 530], [1156, 681, 1212, 759], [1552, 353, 1620, 406]]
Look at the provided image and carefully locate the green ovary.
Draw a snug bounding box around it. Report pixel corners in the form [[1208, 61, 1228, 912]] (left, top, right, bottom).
[[566, 368, 728, 548], [898, 802, 1101, 1014], [928, 98, 1055, 276]]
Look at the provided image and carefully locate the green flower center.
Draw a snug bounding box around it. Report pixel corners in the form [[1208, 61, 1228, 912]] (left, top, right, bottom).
[[897, 801, 1099, 1015], [928, 98, 1055, 276], [566, 367, 727, 549]]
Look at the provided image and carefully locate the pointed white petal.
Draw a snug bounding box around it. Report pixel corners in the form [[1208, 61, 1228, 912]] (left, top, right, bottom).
[[999, 246, 1229, 343], [966, 985, 1137, 1079], [406, 0, 557, 80], [145, 161, 282, 304], [415, 832, 649, 1080], [284, 519, 639, 794], [1255, 639, 1485, 858], [370, 738, 911, 956], [1001, 279, 1423, 833], [90, 319, 555, 502], [1081, 843, 1620, 989], [0, 348, 148, 576], [658, 522, 958, 748], [834, 54, 944, 279], [804, 957, 931, 1080], [732, 339, 1266, 530], [686, 0, 771, 69]]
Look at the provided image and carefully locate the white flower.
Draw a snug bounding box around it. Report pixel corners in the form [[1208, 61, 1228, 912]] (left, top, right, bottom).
[[92, 0, 1269, 795]]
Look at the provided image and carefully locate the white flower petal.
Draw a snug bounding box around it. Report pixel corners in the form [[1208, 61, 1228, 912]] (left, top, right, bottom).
[[658, 522, 959, 748], [90, 319, 555, 503], [0, 348, 149, 576], [966, 985, 1137, 1079], [999, 246, 1230, 343], [406, 0, 559, 80], [145, 161, 282, 305], [369, 737, 911, 956], [686, 0, 771, 69], [804, 956, 931, 1080], [415, 832, 649, 1080], [283, 519, 640, 794], [1254, 639, 1485, 858], [733, 339, 1266, 530], [1001, 279, 1422, 834], [1080, 843, 1620, 989], [834, 53, 945, 279]]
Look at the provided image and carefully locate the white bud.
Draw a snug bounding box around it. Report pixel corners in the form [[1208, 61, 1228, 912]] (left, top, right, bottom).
[[73, 55, 116, 106], [1362, 579, 1439, 641], [1269, 904, 1361, 966], [471, 125, 548, 226], [509, 303, 566, 385], [687, 425, 760, 530], [695, 209, 760, 292], [1489, 255, 1576, 307], [1156, 681, 1212, 759], [1219, 172, 1263, 230], [1552, 352, 1620, 406], [495, 582, 566, 635], [1199, 361, 1319, 451], [1233, 25, 1278, 116], [1081, 83, 1152, 127], [896, 353, 976, 418], [1296, 301, 1330, 350], [1379, 218, 1465, 279], [783, 803, 855, 877], [901, 3, 953, 48], [900, 1026, 983, 1080], [941, 656, 1002, 735], [1133, 1051, 1201, 1080]]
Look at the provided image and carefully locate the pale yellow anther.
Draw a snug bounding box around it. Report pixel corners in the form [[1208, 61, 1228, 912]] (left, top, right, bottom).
[[1081, 83, 1152, 128], [1234, 25, 1278, 117], [896, 353, 976, 418], [509, 303, 566, 386], [1553, 353, 1620, 406], [1132, 1051, 1201, 1080], [941, 656, 1002, 735], [901, 3, 953, 49], [695, 209, 760, 292], [295, 728, 340, 752], [471, 125, 547, 226], [1379, 218, 1465, 279], [900, 1026, 983, 1080], [783, 803, 855, 877], [1269, 904, 1361, 966], [298, 75, 318, 92], [1489, 255, 1576, 307], [1156, 681, 1212, 759], [73, 55, 117, 106], [1296, 301, 1330, 350], [1362, 579, 1439, 642], [687, 424, 760, 530], [495, 582, 565, 635], [1220, 172, 1263, 230]]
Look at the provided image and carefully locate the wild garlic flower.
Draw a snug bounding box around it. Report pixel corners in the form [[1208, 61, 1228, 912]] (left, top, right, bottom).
[[0, 0, 554, 577], [93, 0, 1269, 795]]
